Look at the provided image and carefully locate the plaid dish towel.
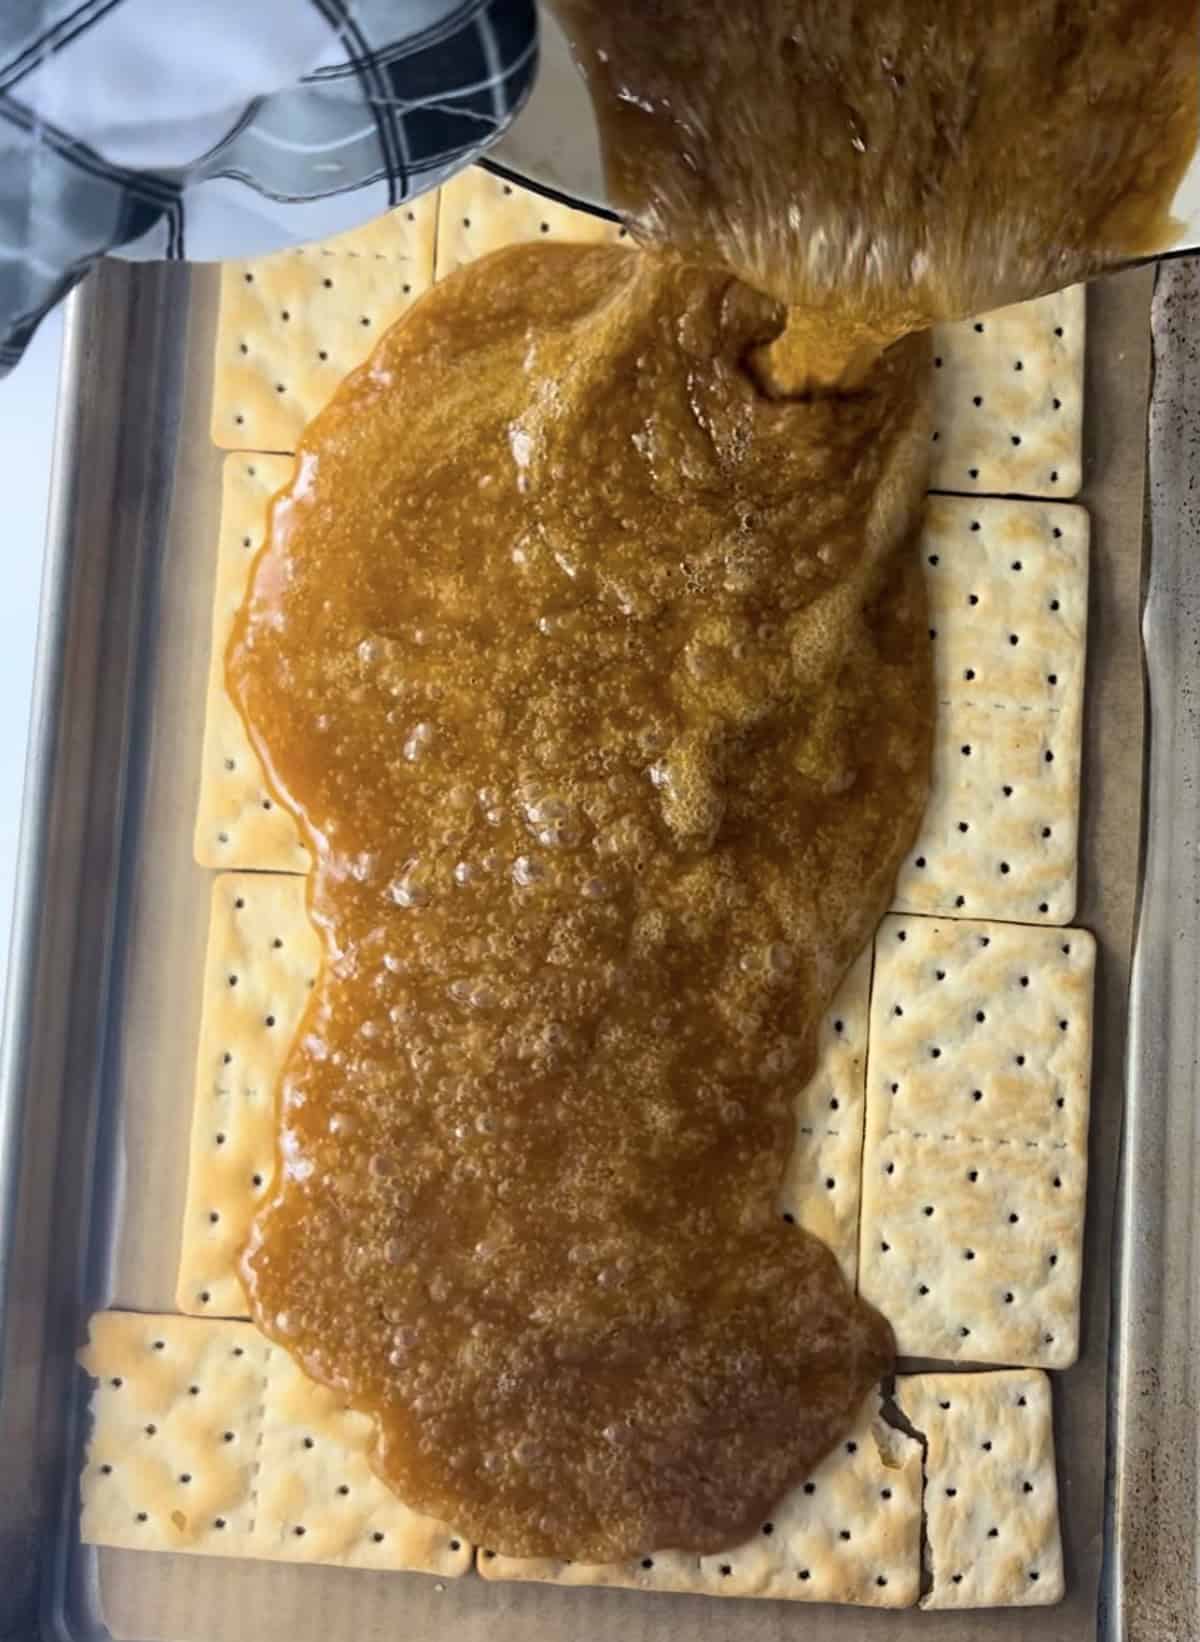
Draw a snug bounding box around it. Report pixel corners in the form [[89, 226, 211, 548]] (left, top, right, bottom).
[[0, 0, 538, 374]]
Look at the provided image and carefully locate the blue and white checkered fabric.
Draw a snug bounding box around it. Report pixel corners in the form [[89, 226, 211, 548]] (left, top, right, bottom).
[[0, 0, 538, 371]]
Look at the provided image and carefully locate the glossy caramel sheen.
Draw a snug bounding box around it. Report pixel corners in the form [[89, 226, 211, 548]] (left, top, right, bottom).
[[230, 248, 933, 1559], [560, 0, 1199, 386]]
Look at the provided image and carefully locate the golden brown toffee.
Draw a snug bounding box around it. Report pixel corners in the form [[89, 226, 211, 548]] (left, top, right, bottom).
[[230, 247, 932, 1559], [560, 0, 1199, 387]]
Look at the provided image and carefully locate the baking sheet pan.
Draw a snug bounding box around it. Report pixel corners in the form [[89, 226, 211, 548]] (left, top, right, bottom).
[[0, 250, 1193, 1641]]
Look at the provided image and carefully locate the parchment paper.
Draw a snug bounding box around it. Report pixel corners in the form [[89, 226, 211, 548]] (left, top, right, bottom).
[[89, 263, 1153, 1642]]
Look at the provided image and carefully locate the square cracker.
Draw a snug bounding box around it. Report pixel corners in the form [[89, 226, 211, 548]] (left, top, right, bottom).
[[858, 915, 1095, 1368], [434, 164, 626, 279], [194, 454, 309, 872], [892, 698, 1084, 926], [211, 194, 437, 453], [177, 874, 320, 1318], [929, 285, 1084, 498], [80, 1311, 470, 1575], [779, 946, 872, 1285], [921, 498, 1089, 711], [896, 1370, 1064, 1608], [480, 1389, 922, 1607], [893, 496, 1089, 925], [80, 1311, 269, 1557]]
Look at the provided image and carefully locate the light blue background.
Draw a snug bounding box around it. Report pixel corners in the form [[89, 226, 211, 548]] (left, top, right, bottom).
[[0, 306, 61, 1012]]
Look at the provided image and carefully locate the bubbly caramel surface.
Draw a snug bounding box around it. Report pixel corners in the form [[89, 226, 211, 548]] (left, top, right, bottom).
[[230, 247, 933, 1558]]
